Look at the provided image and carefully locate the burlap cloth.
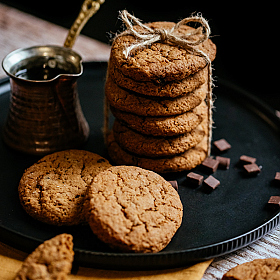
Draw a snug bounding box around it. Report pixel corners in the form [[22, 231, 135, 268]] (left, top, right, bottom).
[[0, 241, 212, 279]]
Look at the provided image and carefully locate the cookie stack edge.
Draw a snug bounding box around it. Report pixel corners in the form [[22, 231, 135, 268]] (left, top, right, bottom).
[[105, 21, 216, 173]]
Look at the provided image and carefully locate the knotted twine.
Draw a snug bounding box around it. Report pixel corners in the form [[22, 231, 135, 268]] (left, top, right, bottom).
[[104, 10, 214, 157]]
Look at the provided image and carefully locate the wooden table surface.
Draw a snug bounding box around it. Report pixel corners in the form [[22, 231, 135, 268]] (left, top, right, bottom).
[[0, 2, 110, 78], [1, 3, 280, 280]]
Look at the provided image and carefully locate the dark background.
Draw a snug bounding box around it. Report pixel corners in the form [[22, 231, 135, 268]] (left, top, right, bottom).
[[1, 0, 279, 110]]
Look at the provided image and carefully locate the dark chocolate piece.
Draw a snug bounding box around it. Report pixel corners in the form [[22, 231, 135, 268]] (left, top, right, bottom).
[[201, 157, 219, 174], [186, 172, 203, 187], [203, 175, 220, 190], [274, 172, 280, 184], [216, 156, 230, 169], [213, 138, 231, 152], [268, 196, 280, 208], [243, 163, 261, 175], [239, 155, 256, 165], [168, 180, 178, 191]]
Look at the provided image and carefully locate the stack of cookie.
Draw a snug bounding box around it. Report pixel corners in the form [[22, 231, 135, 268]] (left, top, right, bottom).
[[105, 20, 216, 173]]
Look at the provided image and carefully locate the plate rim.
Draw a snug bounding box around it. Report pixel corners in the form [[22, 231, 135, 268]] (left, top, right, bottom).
[[0, 62, 280, 270]]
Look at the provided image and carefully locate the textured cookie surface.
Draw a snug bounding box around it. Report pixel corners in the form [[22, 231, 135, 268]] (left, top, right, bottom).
[[18, 149, 111, 226], [107, 133, 208, 173], [111, 100, 207, 136], [86, 165, 183, 252], [109, 59, 208, 98], [113, 118, 207, 157], [111, 21, 216, 82], [222, 258, 280, 280], [106, 75, 207, 116], [15, 234, 74, 280]]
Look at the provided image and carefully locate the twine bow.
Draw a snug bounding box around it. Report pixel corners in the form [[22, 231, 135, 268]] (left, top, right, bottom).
[[119, 10, 211, 63], [105, 10, 214, 157]]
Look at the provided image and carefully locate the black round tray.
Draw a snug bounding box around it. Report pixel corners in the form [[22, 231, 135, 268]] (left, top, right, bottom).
[[0, 62, 280, 270]]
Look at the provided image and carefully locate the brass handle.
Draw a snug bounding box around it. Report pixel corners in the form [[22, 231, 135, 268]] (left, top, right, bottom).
[[64, 0, 105, 49]]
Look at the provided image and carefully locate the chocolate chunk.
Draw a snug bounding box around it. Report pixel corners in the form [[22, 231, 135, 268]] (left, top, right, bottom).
[[216, 156, 230, 169], [186, 172, 203, 187], [213, 139, 231, 152], [201, 157, 219, 174], [243, 163, 261, 175], [203, 175, 220, 191], [268, 196, 280, 208], [168, 180, 178, 191], [239, 155, 257, 165], [274, 172, 280, 184]]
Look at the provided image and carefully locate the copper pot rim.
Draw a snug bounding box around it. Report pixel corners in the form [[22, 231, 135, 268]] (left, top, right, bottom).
[[2, 44, 83, 83]]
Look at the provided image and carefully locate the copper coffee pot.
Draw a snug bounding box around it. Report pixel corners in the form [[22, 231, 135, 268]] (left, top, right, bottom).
[[1, 0, 104, 155]]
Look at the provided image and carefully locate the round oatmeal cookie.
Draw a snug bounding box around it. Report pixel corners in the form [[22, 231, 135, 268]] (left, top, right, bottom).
[[222, 258, 280, 280], [113, 117, 207, 157], [110, 100, 207, 137], [110, 21, 216, 82], [109, 59, 208, 98], [18, 150, 111, 226], [107, 133, 208, 173], [86, 165, 183, 252], [105, 75, 207, 116]]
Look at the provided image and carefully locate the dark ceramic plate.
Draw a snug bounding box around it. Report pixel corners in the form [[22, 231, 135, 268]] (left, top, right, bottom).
[[0, 62, 280, 270]]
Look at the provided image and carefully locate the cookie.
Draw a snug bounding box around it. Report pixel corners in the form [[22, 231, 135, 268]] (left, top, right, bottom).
[[113, 117, 207, 157], [18, 149, 111, 226], [110, 100, 207, 136], [110, 21, 216, 82], [15, 234, 74, 280], [109, 59, 208, 98], [222, 258, 280, 280], [105, 74, 207, 116], [86, 165, 183, 252], [107, 133, 208, 173]]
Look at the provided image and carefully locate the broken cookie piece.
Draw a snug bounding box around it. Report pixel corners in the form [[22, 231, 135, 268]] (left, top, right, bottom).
[[14, 234, 74, 280], [222, 258, 280, 280]]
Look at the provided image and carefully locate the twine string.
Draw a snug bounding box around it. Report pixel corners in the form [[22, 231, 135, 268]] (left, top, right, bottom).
[[119, 10, 211, 59], [105, 10, 213, 156]]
